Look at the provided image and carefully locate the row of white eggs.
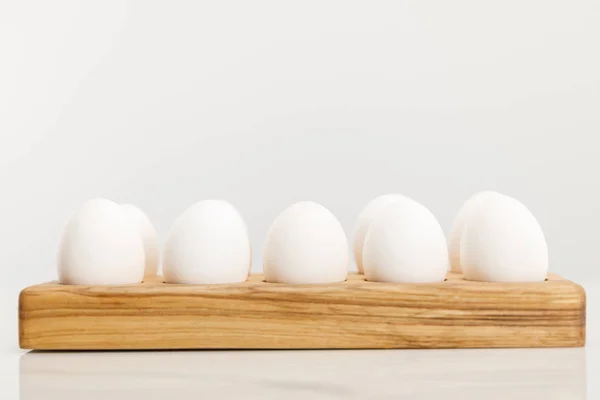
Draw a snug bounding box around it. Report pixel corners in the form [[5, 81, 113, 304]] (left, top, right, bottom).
[[57, 192, 548, 285]]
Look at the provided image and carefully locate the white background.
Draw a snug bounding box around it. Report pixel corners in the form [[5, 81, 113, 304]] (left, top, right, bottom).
[[1, 0, 599, 347], [1, 2, 600, 398]]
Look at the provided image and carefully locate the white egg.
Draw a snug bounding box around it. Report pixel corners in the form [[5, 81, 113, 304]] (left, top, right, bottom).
[[263, 201, 348, 284], [363, 200, 448, 283], [121, 204, 159, 278], [352, 194, 418, 273], [461, 195, 548, 282], [58, 198, 145, 285], [163, 200, 251, 284], [448, 191, 500, 273]]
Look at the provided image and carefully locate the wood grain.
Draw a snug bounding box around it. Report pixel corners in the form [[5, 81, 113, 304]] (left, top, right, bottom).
[[19, 273, 586, 350]]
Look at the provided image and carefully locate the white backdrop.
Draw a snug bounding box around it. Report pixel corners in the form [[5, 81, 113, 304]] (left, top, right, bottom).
[[2, 0, 600, 304]]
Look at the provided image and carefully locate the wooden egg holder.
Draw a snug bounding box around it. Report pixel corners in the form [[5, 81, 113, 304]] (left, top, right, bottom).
[[19, 273, 585, 350]]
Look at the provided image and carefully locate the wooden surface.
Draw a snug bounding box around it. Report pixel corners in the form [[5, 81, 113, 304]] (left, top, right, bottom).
[[19, 273, 586, 350]]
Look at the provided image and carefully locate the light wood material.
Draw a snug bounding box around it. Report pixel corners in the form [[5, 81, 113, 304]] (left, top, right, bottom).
[[19, 273, 586, 350]]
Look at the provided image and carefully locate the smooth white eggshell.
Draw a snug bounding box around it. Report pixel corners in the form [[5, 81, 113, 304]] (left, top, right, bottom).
[[461, 195, 548, 282], [163, 200, 251, 284], [363, 201, 448, 283], [58, 198, 145, 285], [353, 194, 417, 273], [121, 204, 159, 278], [263, 201, 349, 284], [448, 191, 500, 273]]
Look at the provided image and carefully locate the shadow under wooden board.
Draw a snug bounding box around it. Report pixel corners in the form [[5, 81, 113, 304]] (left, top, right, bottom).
[[19, 273, 586, 350]]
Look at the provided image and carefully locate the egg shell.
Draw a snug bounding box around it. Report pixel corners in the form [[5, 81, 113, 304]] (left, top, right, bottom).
[[460, 195, 548, 282], [353, 194, 418, 273], [58, 198, 145, 285], [263, 201, 349, 284], [363, 201, 448, 283], [448, 191, 500, 273], [162, 200, 251, 284], [121, 204, 159, 278]]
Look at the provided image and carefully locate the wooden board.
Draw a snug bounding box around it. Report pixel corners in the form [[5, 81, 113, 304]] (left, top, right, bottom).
[[19, 273, 586, 350]]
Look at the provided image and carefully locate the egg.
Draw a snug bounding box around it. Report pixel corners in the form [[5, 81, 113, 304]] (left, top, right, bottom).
[[121, 204, 159, 278], [363, 200, 448, 283], [263, 201, 348, 284], [352, 194, 417, 273], [58, 198, 145, 285], [162, 200, 251, 284], [448, 191, 500, 273], [460, 195, 548, 282]]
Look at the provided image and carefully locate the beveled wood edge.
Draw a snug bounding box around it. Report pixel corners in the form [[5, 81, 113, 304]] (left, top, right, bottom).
[[20, 272, 570, 288], [18, 272, 585, 302]]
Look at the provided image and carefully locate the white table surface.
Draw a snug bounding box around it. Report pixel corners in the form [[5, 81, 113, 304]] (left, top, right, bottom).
[[1, 281, 597, 399]]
